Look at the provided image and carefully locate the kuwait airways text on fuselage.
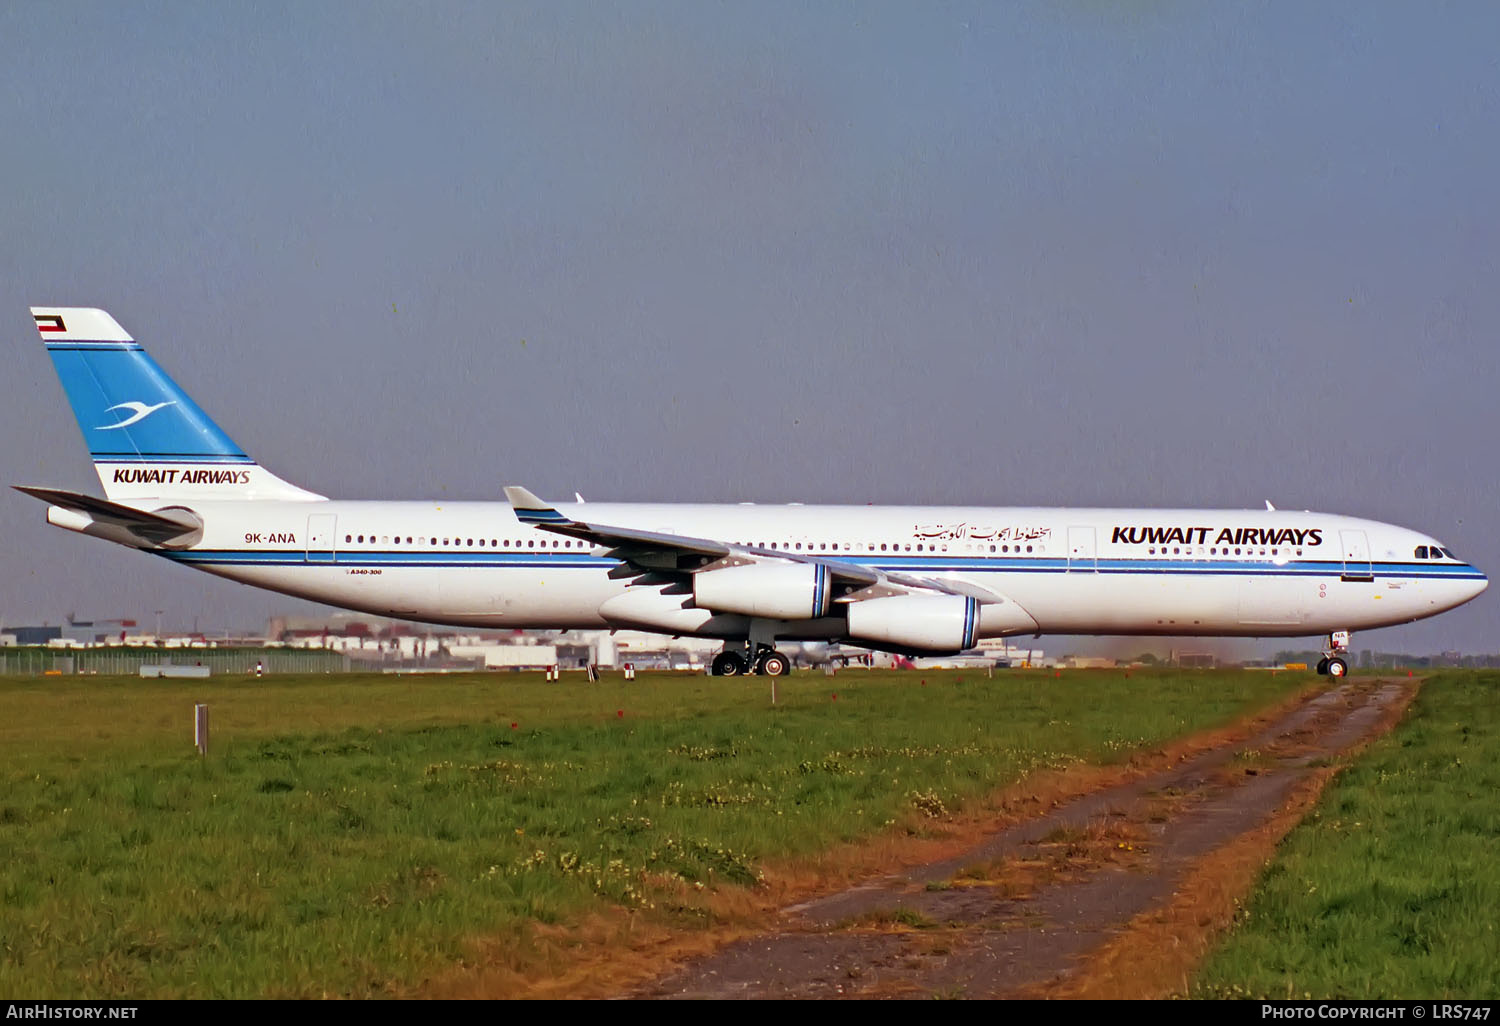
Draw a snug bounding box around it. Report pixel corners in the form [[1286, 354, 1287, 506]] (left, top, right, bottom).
[[1110, 526, 1324, 547]]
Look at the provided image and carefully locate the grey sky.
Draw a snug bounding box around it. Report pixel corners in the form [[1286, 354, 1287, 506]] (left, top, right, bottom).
[[2, 2, 1496, 653]]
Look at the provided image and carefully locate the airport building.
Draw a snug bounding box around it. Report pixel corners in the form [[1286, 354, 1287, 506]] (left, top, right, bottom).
[[1, 610, 1043, 675]]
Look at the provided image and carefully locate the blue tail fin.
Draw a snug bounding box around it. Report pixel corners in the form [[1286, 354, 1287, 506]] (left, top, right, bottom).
[[31, 307, 323, 502]]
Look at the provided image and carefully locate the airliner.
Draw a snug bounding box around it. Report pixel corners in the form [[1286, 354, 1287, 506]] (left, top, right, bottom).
[[17, 307, 1487, 678]]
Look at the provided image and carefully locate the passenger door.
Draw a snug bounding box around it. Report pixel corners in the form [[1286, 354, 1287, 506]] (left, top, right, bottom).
[[1067, 526, 1097, 572], [306, 514, 337, 564], [1339, 529, 1373, 582]]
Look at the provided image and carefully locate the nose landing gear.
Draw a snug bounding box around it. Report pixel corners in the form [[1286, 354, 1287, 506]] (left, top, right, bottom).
[[1316, 630, 1351, 677]]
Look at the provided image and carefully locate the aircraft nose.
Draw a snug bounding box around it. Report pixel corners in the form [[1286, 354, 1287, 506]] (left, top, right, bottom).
[[1454, 566, 1489, 607]]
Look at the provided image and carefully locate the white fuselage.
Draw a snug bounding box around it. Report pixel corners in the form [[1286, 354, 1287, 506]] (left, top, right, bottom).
[[27, 307, 1486, 654], [119, 499, 1485, 640]]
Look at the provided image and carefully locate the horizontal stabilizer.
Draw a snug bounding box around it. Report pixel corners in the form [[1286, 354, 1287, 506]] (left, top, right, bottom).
[[13, 485, 202, 544]]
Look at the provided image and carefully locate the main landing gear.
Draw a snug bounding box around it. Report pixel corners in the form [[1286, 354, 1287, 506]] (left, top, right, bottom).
[[711, 646, 791, 677], [1315, 630, 1351, 678], [712, 620, 792, 677]]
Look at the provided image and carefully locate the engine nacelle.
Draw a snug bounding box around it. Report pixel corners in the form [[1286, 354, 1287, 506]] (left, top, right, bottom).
[[844, 594, 979, 653], [598, 587, 750, 636], [692, 562, 831, 620]]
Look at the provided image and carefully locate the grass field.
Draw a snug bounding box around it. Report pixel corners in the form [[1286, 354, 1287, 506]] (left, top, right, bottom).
[[1192, 671, 1500, 999], [0, 667, 1307, 997]]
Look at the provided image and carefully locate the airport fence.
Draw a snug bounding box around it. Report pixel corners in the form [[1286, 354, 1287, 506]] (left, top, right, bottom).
[[0, 646, 352, 676]]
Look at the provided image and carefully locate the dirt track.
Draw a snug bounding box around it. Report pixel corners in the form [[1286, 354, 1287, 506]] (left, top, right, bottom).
[[632, 677, 1414, 1000]]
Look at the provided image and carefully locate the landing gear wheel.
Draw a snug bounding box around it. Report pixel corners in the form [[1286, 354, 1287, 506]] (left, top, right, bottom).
[[712, 652, 748, 677], [1315, 657, 1329, 675], [1326, 657, 1348, 678], [756, 651, 789, 677]]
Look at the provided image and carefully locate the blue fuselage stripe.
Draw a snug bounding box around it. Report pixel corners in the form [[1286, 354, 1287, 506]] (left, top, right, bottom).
[[155, 549, 1486, 581]]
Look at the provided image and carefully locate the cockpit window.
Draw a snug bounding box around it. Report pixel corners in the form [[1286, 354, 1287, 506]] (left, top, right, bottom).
[[1442, 547, 1457, 560], [1414, 546, 1429, 559]]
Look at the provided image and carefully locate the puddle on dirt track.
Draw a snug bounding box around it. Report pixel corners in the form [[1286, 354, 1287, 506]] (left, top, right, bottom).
[[634, 678, 1414, 1000]]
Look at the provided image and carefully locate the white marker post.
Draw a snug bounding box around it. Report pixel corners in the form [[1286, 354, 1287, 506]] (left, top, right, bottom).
[[194, 703, 209, 756]]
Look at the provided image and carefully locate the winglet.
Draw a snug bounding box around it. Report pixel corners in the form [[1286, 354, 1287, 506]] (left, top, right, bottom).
[[504, 485, 571, 525]]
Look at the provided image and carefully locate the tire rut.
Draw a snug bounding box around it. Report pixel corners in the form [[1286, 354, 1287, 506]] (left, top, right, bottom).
[[634, 678, 1412, 1000]]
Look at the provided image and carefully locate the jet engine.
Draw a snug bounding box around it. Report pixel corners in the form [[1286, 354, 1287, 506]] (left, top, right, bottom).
[[844, 594, 980, 652], [692, 562, 832, 620]]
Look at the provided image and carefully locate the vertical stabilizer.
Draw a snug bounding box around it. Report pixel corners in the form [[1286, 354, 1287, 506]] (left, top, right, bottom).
[[31, 307, 324, 502]]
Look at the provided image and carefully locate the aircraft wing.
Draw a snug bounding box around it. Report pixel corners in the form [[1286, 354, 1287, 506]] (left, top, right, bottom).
[[503, 485, 1001, 603]]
